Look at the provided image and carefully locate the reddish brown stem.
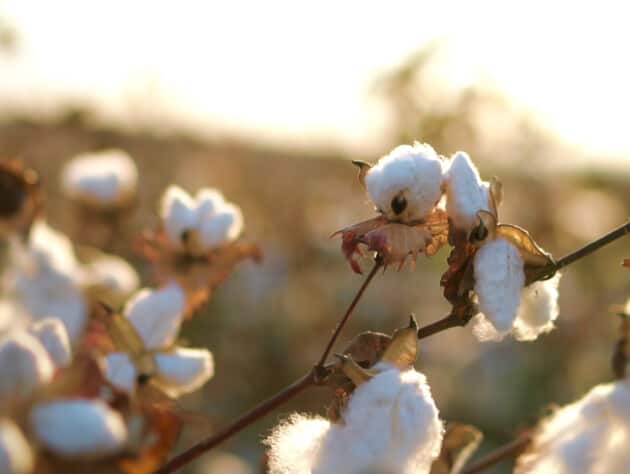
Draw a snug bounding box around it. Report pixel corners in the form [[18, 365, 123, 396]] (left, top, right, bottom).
[[417, 312, 463, 339], [154, 371, 315, 474], [462, 432, 532, 474], [316, 258, 382, 367]]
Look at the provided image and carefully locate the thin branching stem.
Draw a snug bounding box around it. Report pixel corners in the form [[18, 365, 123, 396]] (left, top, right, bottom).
[[316, 257, 382, 368], [462, 432, 532, 474], [155, 372, 316, 474], [418, 221, 630, 339]]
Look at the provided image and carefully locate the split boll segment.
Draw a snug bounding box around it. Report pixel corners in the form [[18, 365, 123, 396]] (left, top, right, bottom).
[[160, 185, 244, 256], [364, 143, 444, 223], [265, 365, 444, 474], [60, 149, 138, 209], [29, 399, 128, 458]]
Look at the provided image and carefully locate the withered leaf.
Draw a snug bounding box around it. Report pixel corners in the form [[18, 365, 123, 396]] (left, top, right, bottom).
[[430, 423, 483, 474], [379, 315, 418, 370], [334, 208, 449, 273], [496, 224, 554, 268]]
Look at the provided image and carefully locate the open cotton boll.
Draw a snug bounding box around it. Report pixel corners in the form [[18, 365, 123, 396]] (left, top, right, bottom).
[[266, 366, 443, 474], [26, 220, 79, 276], [444, 152, 491, 232], [513, 273, 561, 341], [60, 149, 137, 207], [30, 399, 127, 458], [160, 185, 198, 250], [28, 317, 72, 368], [104, 352, 137, 394], [199, 203, 243, 249], [473, 237, 525, 339], [195, 188, 226, 219], [0, 331, 53, 401], [0, 419, 33, 474], [154, 348, 214, 397], [365, 143, 444, 222], [124, 283, 185, 350], [515, 380, 630, 474]]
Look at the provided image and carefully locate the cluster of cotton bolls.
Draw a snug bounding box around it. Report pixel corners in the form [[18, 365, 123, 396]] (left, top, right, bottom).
[[0, 151, 250, 474], [353, 143, 561, 342]]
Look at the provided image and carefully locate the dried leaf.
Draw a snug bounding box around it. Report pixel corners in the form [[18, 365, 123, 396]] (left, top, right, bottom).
[[430, 423, 483, 474], [496, 224, 554, 268], [623, 258, 630, 268], [351, 160, 372, 188], [379, 315, 418, 370], [333, 208, 449, 273]]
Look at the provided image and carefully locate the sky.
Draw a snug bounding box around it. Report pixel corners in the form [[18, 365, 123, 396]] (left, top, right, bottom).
[[1, 0, 630, 160]]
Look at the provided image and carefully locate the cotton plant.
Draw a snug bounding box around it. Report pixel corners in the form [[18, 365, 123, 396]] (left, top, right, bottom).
[[101, 282, 215, 398], [60, 149, 138, 210], [265, 318, 444, 474]]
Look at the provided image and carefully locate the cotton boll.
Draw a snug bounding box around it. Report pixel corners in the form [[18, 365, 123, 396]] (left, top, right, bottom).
[[26, 220, 79, 276], [29, 317, 72, 368], [513, 273, 561, 341], [0, 419, 33, 474], [444, 152, 491, 232], [124, 283, 185, 350], [0, 332, 53, 401], [473, 238, 525, 336], [104, 352, 137, 394], [61, 149, 137, 207], [266, 366, 443, 474], [160, 186, 198, 250], [266, 414, 330, 474], [154, 348, 214, 397], [198, 203, 243, 249], [365, 144, 443, 222], [30, 399, 127, 458]]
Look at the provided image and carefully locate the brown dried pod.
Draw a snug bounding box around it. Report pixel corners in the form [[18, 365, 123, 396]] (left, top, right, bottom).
[[0, 159, 42, 238], [430, 423, 483, 474]]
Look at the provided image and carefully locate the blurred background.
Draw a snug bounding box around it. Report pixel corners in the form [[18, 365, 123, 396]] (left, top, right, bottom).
[[1, 1, 629, 472]]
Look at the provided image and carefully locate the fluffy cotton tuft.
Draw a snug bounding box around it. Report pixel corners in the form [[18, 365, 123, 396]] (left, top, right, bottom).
[[82, 254, 140, 307], [473, 238, 525, 338], [28, 317, 72, 367], [266, 366, 443, 474], [0, 332, 53, 401], [153, 348, 215, 397], [124, 283, 185, 350], [160, 185, 244, 254], [365, 144, 444, 222], [60, 149, 138, 207], [443, 152, 490, 232], [30, 399, 128, 458], [515, 379, 630, 474], [0, 418, 33, 474], [513, 273, 561, 341], [104, 352, 137, 394]]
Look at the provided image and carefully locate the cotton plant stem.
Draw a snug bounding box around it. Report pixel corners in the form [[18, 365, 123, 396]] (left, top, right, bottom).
[[461, 432, 532, 474], [316, 258, 382, 368], [155, 372, 316, 474], [155, 259, 381, 473], [418, 221, 630, 340]]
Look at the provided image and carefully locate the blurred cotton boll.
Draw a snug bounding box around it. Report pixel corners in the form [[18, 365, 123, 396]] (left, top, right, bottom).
[[82, 253, 140, 308], [30, 399, 128, 458], [266, 366, 443, 474], [160, 185, 244, 256], [515, 378, 630, 474], [0, 331, 53, 401], [124, 282, 185, 350], [443, 151, 491, 232], [7, 220, 87, 341], [197, 451, 253, 474], [153, 347, 214, 397], [60, 149, 138, 209], [365, 143, 444, 222], [28, 317, 72, 368], [0, 418, 33, 474]]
